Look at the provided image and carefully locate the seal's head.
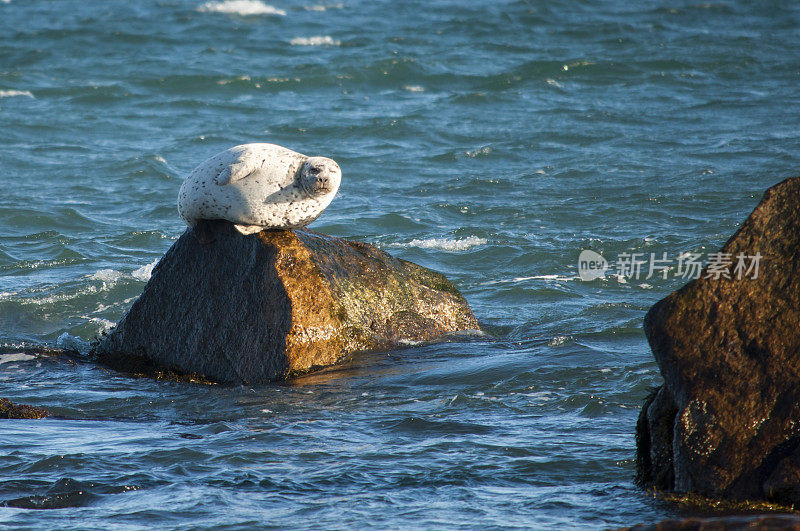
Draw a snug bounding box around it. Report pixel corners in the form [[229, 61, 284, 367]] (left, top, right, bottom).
[[299, 157, 341, 197]]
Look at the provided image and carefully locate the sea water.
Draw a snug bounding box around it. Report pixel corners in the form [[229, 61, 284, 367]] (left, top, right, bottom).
[[1, 0, 799, 528]]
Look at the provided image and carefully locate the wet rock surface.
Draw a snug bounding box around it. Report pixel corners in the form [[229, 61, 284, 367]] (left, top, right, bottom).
[[636, 177, 800, 504], [95, 220, 479, 384]]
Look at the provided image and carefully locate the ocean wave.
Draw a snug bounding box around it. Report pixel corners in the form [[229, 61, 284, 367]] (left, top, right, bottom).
[[517, 391, 558, 403], [90, 269, 124, 283], [2, 286, 100, 306], [87, 317, 115, 335], [547, 335, 574, 347], [480, 274, 581, 286], [1, 259, 161, 306], [0, 90, 34, 98], [197, 0, 286, 16], [304, 3, 342, 11], [403, 85, 425, 93], [55, 332, 92, 354], [289, 36, 340, 46], [390, 236, 487, 252], [88, 259, 158, 287], [465, 146, 492, 158], [512, 274, 581, 282], [1, 259, 154, 308], [217, 75, 251, 85], [132, 260, 158, 282], [0, 353, 36, 365]]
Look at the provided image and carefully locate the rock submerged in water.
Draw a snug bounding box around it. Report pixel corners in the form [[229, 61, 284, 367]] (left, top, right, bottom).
[[94, 220, 479, 384], [636, 177, 800, 504], [0, 397, 50, 419]]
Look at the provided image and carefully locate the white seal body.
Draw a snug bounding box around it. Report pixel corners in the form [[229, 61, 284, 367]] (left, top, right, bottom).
[[178, 143, 341, 234]]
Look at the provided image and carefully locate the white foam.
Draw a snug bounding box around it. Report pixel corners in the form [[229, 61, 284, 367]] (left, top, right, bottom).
[[0, 90, 34, 98], [398, 338, 423, 346], [548, 335, 572, 347], [513, 274, 580, 282], [198, 0, 286, 16], [56, 332, 91, 354], [465, 146, 491, 158], [4, 260, 157, 307], [304, 3, 342, 10], [217, 75, 251, 85], [519, 391, 557, 402], [446, 328, 488, 339], [392, 236, 487, 252], [23, 285, 99, 306], [480, 274, 580, 286], [90, 269, 124, 283], [403, 85, 425, 93], [89, 318, 115, 335], [87, 260, 157, 285], [290, 36, 340, 46], [0, 353, 36, 365], [132, 259, 158, 282]]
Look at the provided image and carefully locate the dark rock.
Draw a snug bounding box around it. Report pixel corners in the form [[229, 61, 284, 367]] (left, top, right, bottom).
[[1, 478, 110, 510], [636, 177, 800, 504], [621, 514, 800, 531], [0, 397, 50, 419], [636, 386, 678, 491], [95, 220, 479, 384]]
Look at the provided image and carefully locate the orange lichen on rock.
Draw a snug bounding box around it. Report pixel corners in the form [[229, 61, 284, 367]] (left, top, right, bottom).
[[95, 221, 478, 384]]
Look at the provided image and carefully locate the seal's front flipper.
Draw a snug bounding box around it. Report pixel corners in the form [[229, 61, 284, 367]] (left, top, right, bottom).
[[215, 155, 261, 186], [234, 224, 263, 235]]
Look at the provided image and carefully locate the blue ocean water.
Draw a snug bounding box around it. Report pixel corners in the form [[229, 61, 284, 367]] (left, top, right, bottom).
[[1, 0, 799, 527]]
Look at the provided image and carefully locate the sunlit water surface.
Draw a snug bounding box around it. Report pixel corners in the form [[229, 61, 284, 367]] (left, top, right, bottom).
[[1, 0, 799, 528]]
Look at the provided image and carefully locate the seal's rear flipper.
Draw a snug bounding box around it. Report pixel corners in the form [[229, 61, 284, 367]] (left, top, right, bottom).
[[234, 224, 263, 235]]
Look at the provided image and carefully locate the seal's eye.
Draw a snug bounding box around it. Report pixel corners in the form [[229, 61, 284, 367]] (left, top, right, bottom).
[[308, 167, 322, 175]]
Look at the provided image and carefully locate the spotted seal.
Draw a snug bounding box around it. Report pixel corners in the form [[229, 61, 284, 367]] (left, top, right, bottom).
[[178, 143, 341, 234]]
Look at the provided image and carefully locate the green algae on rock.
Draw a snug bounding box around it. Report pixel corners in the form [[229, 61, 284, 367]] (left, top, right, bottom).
[[94, 220, 479, 384]]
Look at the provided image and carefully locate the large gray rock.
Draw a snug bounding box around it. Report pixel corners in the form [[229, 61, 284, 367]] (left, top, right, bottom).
[[636, 177, 800, 504], [94, 220, 479, 384]]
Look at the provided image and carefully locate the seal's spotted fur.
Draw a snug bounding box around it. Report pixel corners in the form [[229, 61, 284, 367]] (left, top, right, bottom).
[[178, 143, 341, 234]]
